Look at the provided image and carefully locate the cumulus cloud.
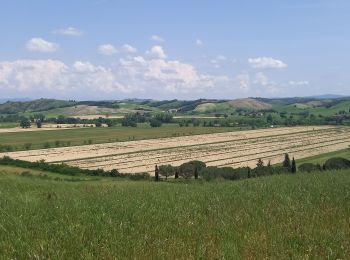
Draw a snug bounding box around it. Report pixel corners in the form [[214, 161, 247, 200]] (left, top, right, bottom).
[[289, 80, 309, 86], [0, 55, 229, 97], [121, 44, 137, 53], [26, 38, 59, 53], [146, 45, 167, 59], [195, 39, 203, 46], [254, 72, 269, 86], [97, 44, 118, 55], [248, 57, 287, 69], [236, 72, 250, 91], [0, 59, 68, 91], [210, 55, 227, 68], [53, 27, 83, 36], [151, 35, 164, 42]]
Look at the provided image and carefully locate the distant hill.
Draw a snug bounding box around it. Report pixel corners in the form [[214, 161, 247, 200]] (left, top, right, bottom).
[[0, 99, 76, 114], [309, 94, 347, 99], [1, 96, 349, 117], [194, 98, 272, 113], [0, 98, 31, 104]]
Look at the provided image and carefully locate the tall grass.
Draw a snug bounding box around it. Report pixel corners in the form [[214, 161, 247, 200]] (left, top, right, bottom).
[[0, 170, 349, 259]]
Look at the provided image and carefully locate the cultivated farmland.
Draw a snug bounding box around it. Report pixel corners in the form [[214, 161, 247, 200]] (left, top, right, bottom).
[[2, 126, 350, 174]]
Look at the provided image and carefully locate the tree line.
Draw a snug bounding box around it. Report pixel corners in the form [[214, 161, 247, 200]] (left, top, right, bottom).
[[154, 154, 350, 181]]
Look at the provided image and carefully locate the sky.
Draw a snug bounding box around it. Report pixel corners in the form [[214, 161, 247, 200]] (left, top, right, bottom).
[[0, 0, 350, 100]]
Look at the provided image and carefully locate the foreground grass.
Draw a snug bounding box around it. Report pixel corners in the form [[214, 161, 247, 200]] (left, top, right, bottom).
[[297, 148, 350, 165], [0, 125, 235, 151], [1, 170, 350, 259]]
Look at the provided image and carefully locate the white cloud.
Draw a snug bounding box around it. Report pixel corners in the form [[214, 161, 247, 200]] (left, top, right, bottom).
[[151, 35, 164, 42], [289, 80, 309, 86], [26, 38, 59, 53], [195, 39, 203, 46], [121, 44, 137, 53], [0, 55, 229, 97], [146, 45, 167, 59], [97, 44, 118, 55], [210, 55, 227, 68], [236, 72, 250, 91], [254, 72, 269, 86], [53, 27, 83, 36], [0, 60, 68, 91], [248, 57, 287, 69]]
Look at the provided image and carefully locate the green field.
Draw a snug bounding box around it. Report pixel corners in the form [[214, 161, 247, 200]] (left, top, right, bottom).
[[0, 122, 17, 128], [297, 148, 350, 165], [0, 125, 236, 151], [276, 100, 350, 116], [1, 167, 349, 259]]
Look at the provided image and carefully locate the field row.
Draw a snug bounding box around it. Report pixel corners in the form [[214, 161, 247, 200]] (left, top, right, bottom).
[[68, 129, 350, 173], [2, 126, 348, 175], [0, 126, 335, 163], [67, 129, 341, 168]]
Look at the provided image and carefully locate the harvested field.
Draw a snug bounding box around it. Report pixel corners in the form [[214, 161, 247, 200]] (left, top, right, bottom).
[[2, 126, 350, 174], [0, 124, 103, 133]]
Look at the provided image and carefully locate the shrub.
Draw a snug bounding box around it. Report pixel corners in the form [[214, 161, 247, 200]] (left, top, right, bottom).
[[150, 118, 162, 127], [201, 167, 240, 181], [179, 160, 206, 179], [323, 157, 350, 170], [299, 163, 322, 173], [24, 143, 32, 150]]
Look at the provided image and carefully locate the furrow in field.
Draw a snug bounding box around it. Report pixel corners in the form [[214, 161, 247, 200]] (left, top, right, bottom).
[[69, 130, 346, 169]]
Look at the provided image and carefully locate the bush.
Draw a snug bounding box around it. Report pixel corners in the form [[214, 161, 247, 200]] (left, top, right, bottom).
[[201, 167, 241, 181], [0, 156, 121, 178], [179, 160, 206, 179], [149, 118, 162, 127], [323, 157, 350, 170], [299, 163, 322, 173]]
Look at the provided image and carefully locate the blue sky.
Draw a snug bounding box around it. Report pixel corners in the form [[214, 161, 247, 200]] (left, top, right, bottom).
[[1, 0, 349, 100]]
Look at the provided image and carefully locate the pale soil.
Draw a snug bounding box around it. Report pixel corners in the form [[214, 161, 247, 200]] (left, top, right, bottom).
[[2, 126, 349, 175], [73, 115, 216, 120], [71, 115, 123, 119], [51, 105, 140, 116], [0, 124, 105, 133]]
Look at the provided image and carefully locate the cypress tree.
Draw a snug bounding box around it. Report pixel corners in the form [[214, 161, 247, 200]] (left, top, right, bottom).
[[247, 168, 251, 178], [155, 165, 159, 181], [291, 157, 297, 173], [194, 167, 198, 179], [256, 158, 264, 168], [283, 153, 291, 169], [175, 171, 179, 179]]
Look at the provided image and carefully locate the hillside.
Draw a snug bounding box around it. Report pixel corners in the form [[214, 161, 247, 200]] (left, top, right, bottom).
[[1, 169, 349, 258], [0, 99, 75, 114], [194, 98, 272, 113]]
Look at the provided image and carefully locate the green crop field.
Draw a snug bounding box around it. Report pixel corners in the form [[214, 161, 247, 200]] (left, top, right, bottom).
[[296, 148, 350, 165], [0, 125, 236, 151], [1, 167, 349, 259], [0, 122, 17, 128]]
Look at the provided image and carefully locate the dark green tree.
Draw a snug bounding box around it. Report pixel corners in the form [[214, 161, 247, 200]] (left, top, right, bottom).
[[291, 157, 297, 173], [150, 118, 162, 127], [194, 167, 198, 179], [283, 153, 291, 169], [256, 158, 264, 168], [20, 118, 31, 129], [175, 171, 179, 179], [36, 120, 42, 128], [154, 165, 160, 181]]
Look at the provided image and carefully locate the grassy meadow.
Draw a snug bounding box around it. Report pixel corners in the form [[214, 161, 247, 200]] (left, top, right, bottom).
[[0, 124, 235, 151], [1, 167, 349, 259]]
